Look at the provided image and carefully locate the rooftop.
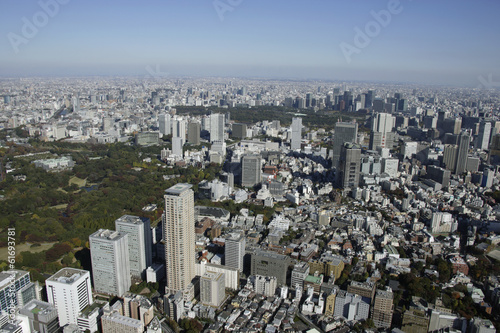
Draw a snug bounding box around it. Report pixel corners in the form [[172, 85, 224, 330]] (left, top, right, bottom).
[[165, 183, 193, 195], [47, 268, 88, 284], [115, 214, 148, 225], [90, 229, 126, 241]]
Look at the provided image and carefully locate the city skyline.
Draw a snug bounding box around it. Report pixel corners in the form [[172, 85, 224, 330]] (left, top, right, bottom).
[[0, 0, 499, 86]]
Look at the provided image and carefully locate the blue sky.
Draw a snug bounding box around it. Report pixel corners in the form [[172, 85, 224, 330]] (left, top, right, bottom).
[[1, 0, 499, 86]]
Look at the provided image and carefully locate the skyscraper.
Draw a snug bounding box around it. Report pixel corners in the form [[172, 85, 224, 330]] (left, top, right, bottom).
[[475, 120, 491, 151], [158, 113, 171, 136], [163, 184, 195, 295], [45, 268, 93, 327], [225, 233, 246, 272], [370, 113, 395, 150], [291, 117, 302, 150], [115, 215, 153, 280], [455, 131, 470, 175], [210, 113, 225, 142], [187, 121, 201, 145], [241, 155, 262, 188], [332, 122, 358, 169], [172, 118, 186, 144], [89, 229, 131, 297], [337, 142, 361, 189]]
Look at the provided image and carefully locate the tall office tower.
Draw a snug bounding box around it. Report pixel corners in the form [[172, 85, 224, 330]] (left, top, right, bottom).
[[371, 288, 394, 329], [365, 90, 375, 108], [369, 113, 395, 150], [455, 131, 470, 175], [241, 155, 262, 187], [337, 143, 361, 189], [231, 123, 247, 139], [0, 269, 37, 312], [291, 117, 302, 150], [210, 113, 225, 142], [163, 184, 195, 295], [372, 99, 385, 112], [443, 144, 458, 172], [89, 229, 131, 297], [115, 215, 153, 280], [187, 121, 201, 145], [332, 122, 358, 169], [45, 268, 93, 327], [442, 117, 462, 135], [172, 118, 186, 143], [158, 113, 171, 136], [200, 272, 225, 307], [172, 137, 183, 157], [225, 233, 246, 272], [19, 300, 60, 333], [475, 121, 491, 150]]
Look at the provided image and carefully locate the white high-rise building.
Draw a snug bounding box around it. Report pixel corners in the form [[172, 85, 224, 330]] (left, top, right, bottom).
[[172, 137, 183, 157], [164, 184, 195, 294], [89, 229, 131, 297], [210, 113, 225, 142], [475, 121, 491, 151], [255, 275, 277, 297], [158, 114, 171, 136], [200, 271, 225, 307], [115, 215, 153, 279], [370, 113, 395, 150], [291, 117, 302, 150], [45, 268, 93, 327], [225, 233, 245, 272], [172, 118, 186, 144]]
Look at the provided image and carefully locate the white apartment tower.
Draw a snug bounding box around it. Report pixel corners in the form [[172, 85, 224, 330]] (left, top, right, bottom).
[[163, 184, 196, 294], [200, 271, 225, 308], [225, 233, 245, 272], [45, 268, 93, 327], [115, 215, 153, 279], [89, 229, 131, 297], [210, 113, 225, 142], [158, 113, 171, 136], [291, 117, 302, 150]]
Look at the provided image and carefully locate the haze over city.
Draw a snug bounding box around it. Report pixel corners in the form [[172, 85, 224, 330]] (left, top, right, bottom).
[[1, 0, 500, 86]]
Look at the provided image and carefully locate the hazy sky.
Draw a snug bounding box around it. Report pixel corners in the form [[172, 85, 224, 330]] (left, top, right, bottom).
[[1, 0, 499, 86]]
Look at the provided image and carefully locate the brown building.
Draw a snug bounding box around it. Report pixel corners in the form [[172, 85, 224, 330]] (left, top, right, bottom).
[[347, 281, 376, 304], [371, 288, 394, 329], [308, 255, 345, 281], [449, 256, 469, 275]]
